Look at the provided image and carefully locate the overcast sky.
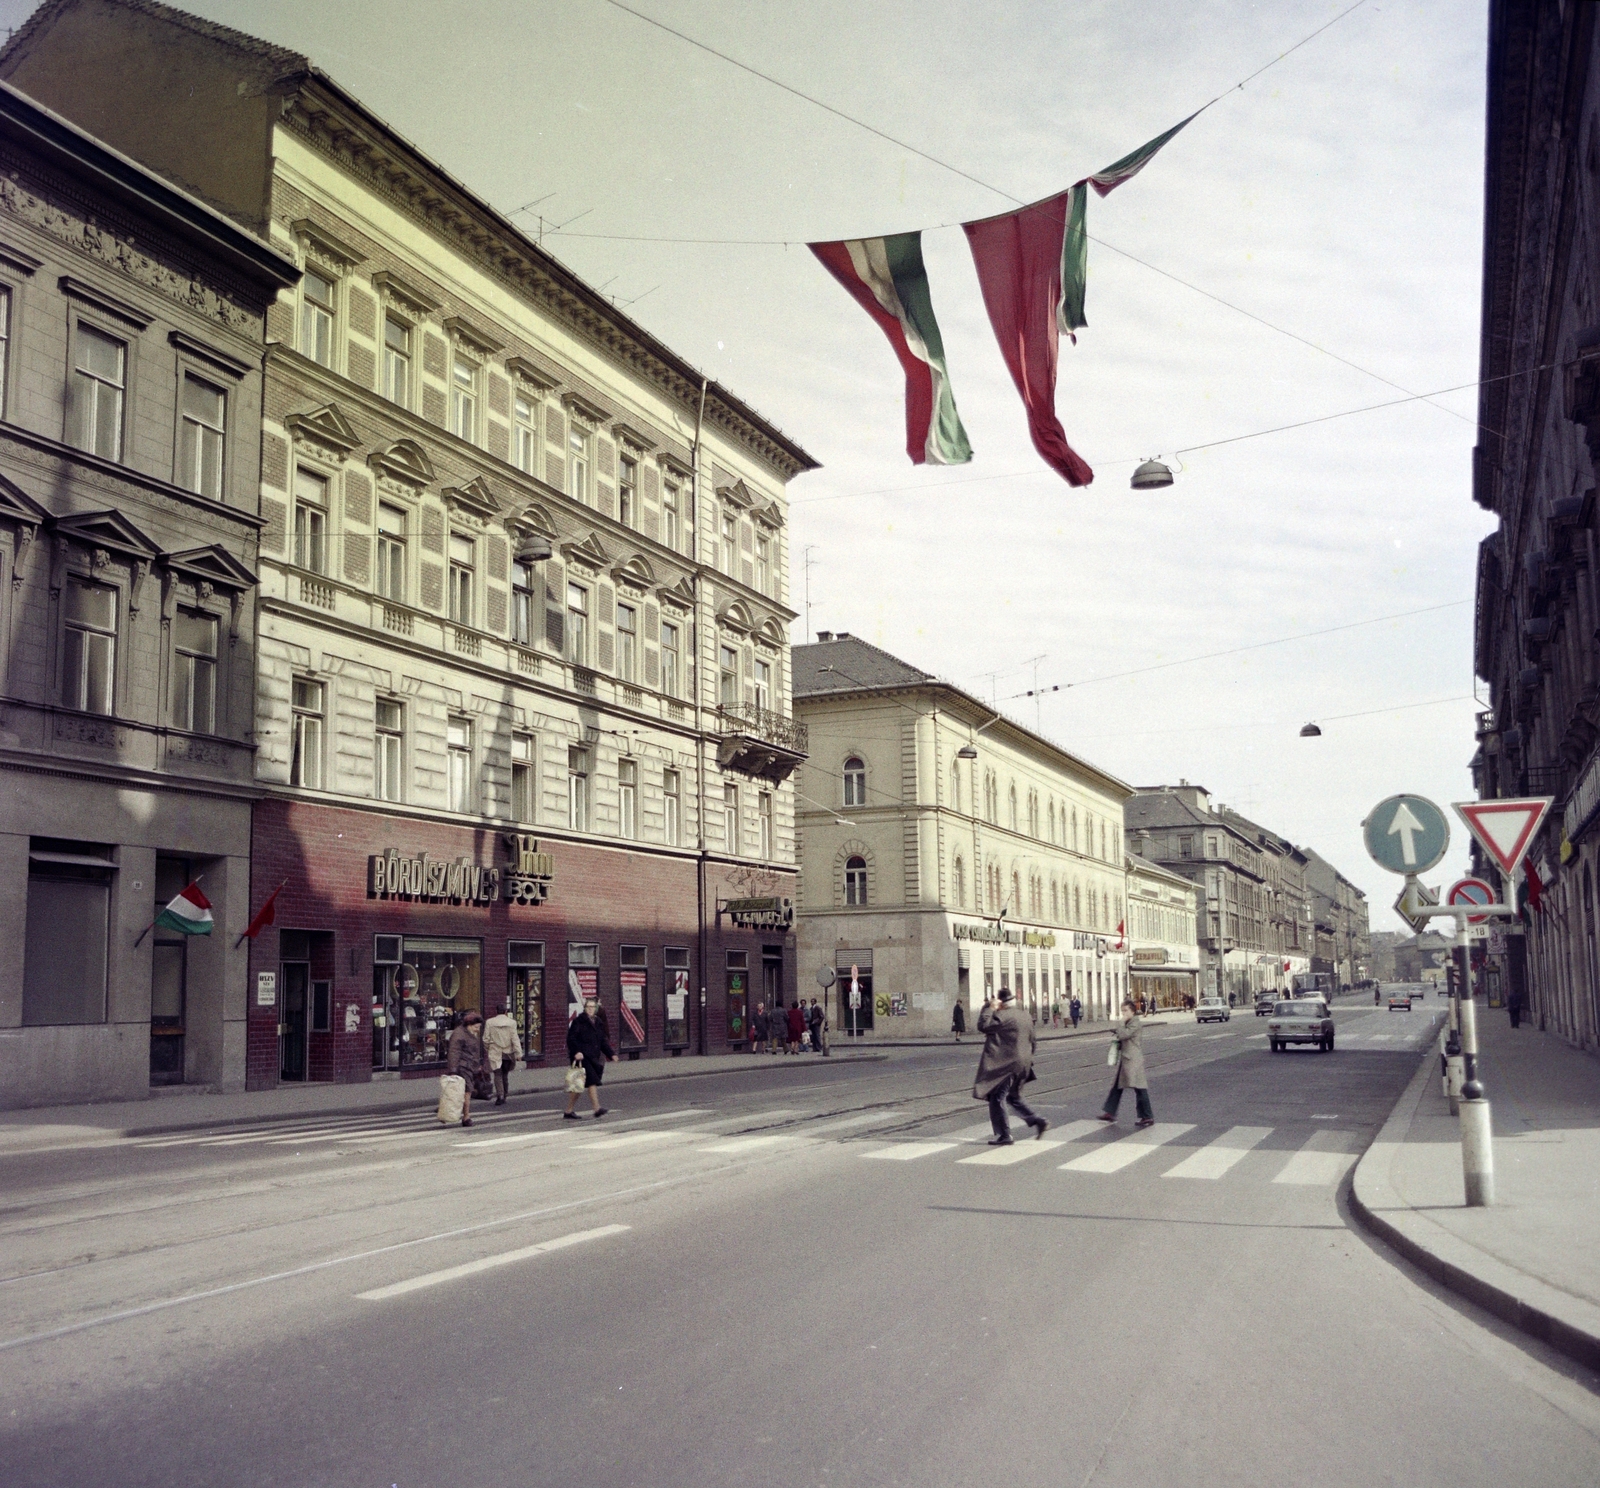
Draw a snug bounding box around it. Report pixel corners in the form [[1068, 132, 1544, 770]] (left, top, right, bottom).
[[5, 0, 1495, 933]]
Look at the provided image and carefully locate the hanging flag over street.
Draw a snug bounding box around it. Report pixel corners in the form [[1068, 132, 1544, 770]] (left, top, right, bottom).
[[1453, 798, 1552, 876], [808, 232, 972, 467]]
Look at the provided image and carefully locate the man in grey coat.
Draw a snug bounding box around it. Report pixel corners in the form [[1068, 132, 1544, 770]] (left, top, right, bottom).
[[971, 988, 1048, 1146], [1099, 998, 1155, 1127]]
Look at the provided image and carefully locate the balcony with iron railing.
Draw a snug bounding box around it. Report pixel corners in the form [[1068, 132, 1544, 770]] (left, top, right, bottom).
[[714, 702, 808, 783]]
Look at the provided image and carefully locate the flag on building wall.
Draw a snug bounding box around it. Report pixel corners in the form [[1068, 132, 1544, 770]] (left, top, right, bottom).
[[239, 880, 287, 942], [154, 882, 213, 936], [809, 231, 973, 466]]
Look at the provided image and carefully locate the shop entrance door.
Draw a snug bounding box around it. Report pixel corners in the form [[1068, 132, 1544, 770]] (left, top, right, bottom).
[[150, 940, 186, 1084], [280, 961, 309, 1081]]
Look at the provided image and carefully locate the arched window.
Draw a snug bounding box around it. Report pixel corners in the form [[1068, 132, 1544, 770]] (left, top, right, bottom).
[[1048, 802, 1056, 842], [984, 771, 998, 823], [1071, 808, 1079, 852], [953, 855, 966, 908], [1011, 871, 1022, 914], [1028, 791, 1039, 837], [843, 756, 865, 807], [1051, 879, 1060, 922], [845, 855, 868, 905], [987, 864, 1000, 914], [1101, 821, 1108, 860], [1008, 785, 1018, 831], [1073, 883, 1082, 922], [1085, 811, 1094, 857], [1088, 886, 1097, 925], [950, 761, 962, 814]]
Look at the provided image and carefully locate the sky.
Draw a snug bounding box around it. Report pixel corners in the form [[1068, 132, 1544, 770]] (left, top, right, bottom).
[[1, 0, 1496, 934]]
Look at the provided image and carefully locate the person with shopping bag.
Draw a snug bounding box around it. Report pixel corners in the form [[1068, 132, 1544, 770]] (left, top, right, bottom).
[[971, 988, 1047, 1146], [444, 1010, 487, 1128], [1099, 998, 1155, 1127], [481, 1001, 524, 1105], [564, 995, 615, 1119]]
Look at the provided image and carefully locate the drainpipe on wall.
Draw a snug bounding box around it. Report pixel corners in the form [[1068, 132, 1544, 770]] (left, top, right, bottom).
[[692, 377, 709, 1055]]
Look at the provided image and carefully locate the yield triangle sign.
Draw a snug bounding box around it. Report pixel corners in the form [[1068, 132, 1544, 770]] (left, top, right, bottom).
[[1452, 798, 1552, 876]]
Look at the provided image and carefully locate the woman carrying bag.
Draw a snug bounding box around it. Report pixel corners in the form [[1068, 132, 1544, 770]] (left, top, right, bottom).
[[444, 1010, 488, 1128], [1099, 998, 1155, 1128], [564, 996, 615, 1120]]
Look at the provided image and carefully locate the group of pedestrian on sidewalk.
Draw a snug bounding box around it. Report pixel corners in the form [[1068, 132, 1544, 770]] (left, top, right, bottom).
[[969, 990, 1154, 1144], [751, 1000, 828, 1056]]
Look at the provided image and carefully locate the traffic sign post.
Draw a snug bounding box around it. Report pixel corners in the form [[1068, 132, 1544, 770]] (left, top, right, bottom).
[[1393, 877, 1439, 934], [1364, 794, 1451, 876]]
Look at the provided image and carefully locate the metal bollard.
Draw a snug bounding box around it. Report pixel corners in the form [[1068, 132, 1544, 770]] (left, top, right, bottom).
[[1457, 994, 1494, 1206]]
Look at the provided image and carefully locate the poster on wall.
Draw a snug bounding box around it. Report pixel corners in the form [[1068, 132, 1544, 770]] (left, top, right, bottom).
[[568, 967, 596, 1023], [665, 968, 690, 1048], [619, 969, 646, 1048]]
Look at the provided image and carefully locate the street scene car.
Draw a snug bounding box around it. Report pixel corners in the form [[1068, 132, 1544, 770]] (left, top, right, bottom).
[[1196, 999, 1231, 1023], [1387, 989, 1413, 1011], [1255, 993, 1276, 1016], [1267, 999, 1335, 1053]]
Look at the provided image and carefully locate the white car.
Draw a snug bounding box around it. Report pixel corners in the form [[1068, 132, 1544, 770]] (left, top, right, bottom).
[[1195, 999, 1231, 1024], [1267, 999, 1334, 1052]]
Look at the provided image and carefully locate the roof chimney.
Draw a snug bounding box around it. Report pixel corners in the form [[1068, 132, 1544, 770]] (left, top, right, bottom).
[[816, 631, 833, 642]]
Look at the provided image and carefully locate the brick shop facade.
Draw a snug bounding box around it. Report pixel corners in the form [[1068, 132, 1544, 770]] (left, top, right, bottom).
[[245, 797, 797, 1090]]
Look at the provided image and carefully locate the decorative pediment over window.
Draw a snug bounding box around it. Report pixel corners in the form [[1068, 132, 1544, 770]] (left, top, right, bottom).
[[443, 315, 503, 358], [505, 356, 559, 394], [717, 478, 756, 511], [610, 553, 656, 590], [292, 218, 364, 275], [368, 438, 435, 488], [51, 508, 161, 562], [286, 403, 361, 459], [560, 532, 610, 570], [753, 499, 785, 530], [443, 475, 502, 525], [0, 474, 48, 588], [611, 421, 658, 453], [370, 269, 440, 319], [657, 575, 696, 609], [562, 391, 609, 428], [164, 544, 258, 593], [717, 597, 755, 634]]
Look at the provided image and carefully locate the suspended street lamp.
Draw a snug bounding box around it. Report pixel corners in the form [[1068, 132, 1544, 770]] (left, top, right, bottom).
[[1130, 457, 1174, 490]]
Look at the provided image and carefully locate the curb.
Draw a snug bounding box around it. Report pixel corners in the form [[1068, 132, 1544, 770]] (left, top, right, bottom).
[[1349, 1046, 1600, 1373], [5, 1051, 889, 1143]]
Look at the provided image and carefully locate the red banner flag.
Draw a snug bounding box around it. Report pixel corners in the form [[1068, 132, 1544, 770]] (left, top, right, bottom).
[[235, 879, 288, 947]]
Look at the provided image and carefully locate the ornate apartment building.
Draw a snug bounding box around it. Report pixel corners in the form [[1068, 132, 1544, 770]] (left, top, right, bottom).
[[3, 0, 814, 1086], [793, 634, 1133, 1037], [0, 78, 297, 1106]]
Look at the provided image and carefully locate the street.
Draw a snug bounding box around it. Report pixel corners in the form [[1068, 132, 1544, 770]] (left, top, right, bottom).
[[4, 1001, 1598, 1487]]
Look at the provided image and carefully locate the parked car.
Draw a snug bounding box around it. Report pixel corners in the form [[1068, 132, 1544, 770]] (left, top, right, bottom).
[[1196, 999, 1231, 1023], [1255, 993, 1276, 1016], [1267, 999, 1335, 1053], [1387, 989, 1413, 1011]]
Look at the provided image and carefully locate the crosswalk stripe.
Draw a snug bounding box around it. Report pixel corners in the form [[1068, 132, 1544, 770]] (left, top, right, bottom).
[[1273, 1130, 1361, 1186], [356, 1224, 630, 1301], [697, 1134, 802, 1155], [862, 1142, 959, 1161], [1162, 1126, 1272, 1180], [1059, 1123, 1194, 1173], [954, 1122, 1003, 1144], [959, 1138, 1066, 1166], [576, 1131, 685, 1150]]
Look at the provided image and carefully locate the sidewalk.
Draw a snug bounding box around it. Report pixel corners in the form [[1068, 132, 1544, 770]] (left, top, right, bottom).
[[0, 1046, 884, 1148], [1351, 1003, 1600, 1371], [848, 1014, 1137, 1048]]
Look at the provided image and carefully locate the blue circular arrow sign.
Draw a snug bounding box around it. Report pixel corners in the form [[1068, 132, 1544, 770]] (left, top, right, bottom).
[[1363, 794, 1450, 875]]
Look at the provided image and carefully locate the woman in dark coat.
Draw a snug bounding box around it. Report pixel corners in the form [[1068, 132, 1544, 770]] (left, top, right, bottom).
[[971, 989, 1047, 1146], [445, 1010, 486, 1128], [951, 1000, 966, 1040], [1099, 998, 1154, 1127], [564, 997, 615, 1119]]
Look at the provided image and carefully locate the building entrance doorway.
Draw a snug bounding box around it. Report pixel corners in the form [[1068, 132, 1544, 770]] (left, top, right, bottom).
[[150, 856, 193, 1085], [280, 960, 309, 1081]]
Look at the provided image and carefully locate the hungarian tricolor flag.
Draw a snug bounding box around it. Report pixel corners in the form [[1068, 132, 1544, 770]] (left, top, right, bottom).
[[809, 231, 972, 466], [962, 117, 1195, 486], [155, 882, 213, 936]]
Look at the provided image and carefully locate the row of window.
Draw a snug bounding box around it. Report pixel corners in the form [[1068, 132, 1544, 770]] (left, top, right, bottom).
[[287, 678, 776, 854], [60, 573, 220, 731], [301, 271, 784, 595], [954, 856, 1121, 930], [958, 762, 1117, 860]]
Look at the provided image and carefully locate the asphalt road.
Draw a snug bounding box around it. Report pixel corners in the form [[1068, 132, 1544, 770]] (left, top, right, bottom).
[[4, 995, 1598, 1488]]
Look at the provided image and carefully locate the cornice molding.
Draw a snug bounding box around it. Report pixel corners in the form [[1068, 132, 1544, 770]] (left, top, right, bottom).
[[443, 313, 503, 358], [59, 273, 152, 329], [291, 216, 364, 273], [504, 355, 559, 393], [562, 390, 609, 427], [370, 267, 439, 319], [169, 329, 253, 379]]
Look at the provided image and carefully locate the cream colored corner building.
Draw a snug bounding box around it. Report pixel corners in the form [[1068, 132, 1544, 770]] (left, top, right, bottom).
[[793, 635, 1133, 1039]]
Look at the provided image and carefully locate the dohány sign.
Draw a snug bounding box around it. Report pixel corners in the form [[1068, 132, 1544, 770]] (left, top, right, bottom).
[[951, 921, 1058, 948], [368, 835, 555, 907], [724, 896, 794, 930]]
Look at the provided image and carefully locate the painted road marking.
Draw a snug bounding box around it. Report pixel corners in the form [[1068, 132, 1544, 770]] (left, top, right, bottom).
[[1273, 1130, 1362, 1186], [1060, 1123, 1194, 1173], [697, 1134, 804, 1155], [1162, 1126, 1272, 1180], [576, 1131, 686, 1150], [958, 1139, 1066, 1167], [357, 1225, 629, 1300], [862, 1142, 960, 1161]]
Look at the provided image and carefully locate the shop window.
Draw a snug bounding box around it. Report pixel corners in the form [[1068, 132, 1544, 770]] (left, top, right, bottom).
[[375, 698, 404, 803], [22, 838, 112, 1025], [845, 855, 867, 906], [69, 321, 125, 459], [395, 936, 483, 1068], [618, 454, 637, 528], [384, 314, 411, 407], [293, 469, 328, 574], [300, 269, 335, 366], [843, 756, 865, 808], [377, 504, 406, 602], [568, 942, 599, 1027], [568, 425, 590, 503], [514, 393, 537, 472], [568, 745, 589, 831], [452, 356, 478, 442], [170, 608, 218, 734], [511, 732, 536, 822], [836, 952, 873, 1033], [661, 620, 681, 698], [290, 677, 324, 789], [619, 945, 647, 1050], [508, 940, 544, 1060], [664, 947, 691, 1047], [726, 949, 748, 1045], [511, 559, 534, 644], [179, 373, 226, 498], [448, 532, 474, 625], [663, 768, 681, 846], [616, 602, 637, 680], [61, 575, 117, 715], [619, 757, 637, 839], [447, 715, 473, 814]]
